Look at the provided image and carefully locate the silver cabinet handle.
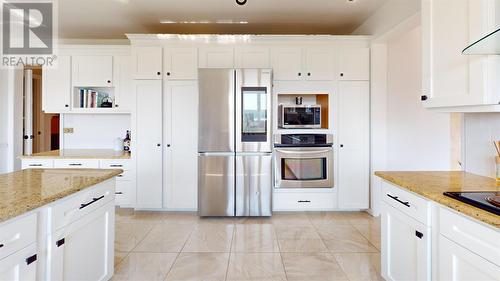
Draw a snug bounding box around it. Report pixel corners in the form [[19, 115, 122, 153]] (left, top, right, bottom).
[[275, 148, 332, 154]]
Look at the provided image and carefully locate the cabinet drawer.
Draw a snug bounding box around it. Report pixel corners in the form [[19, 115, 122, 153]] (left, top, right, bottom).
[[115, 181, 135, 206], [381, 181, 431, 225], [0, 213, 37, 260], [439, 207, 500, 266], [49, 179, 115, 232], [22, 159, 54, 169], [53, 159, 99, 169], [273, 192, 335, 211], [0, 243, 37, 281], [99, 159, 132, 170]]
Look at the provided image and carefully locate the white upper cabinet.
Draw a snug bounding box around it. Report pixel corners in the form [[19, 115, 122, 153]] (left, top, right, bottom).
[[132, 46, 163, 79], [42, 55, 71, 113], [72, 55, 113, 87], [422, 0, 500, 109], [235, 47, 271, 68], [199, 47, 234, 68], [114, 55, 134, 111], [338, 48, 370, 81], [164, 47, 198, 80], [272, 47, 335, 80]]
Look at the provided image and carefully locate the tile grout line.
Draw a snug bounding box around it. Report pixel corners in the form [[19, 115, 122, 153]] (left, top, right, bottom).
[[224, 224, 236, 281]]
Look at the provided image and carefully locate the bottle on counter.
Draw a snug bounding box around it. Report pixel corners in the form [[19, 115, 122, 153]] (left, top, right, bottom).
[[123, 130, 131, 152]]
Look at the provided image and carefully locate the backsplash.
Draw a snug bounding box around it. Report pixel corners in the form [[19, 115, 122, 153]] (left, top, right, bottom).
[[464, 113, 500, 178], [62, 114, 131, 150]]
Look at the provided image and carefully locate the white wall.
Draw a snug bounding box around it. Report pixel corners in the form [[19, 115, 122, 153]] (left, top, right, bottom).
[[352, 0, 420, 36], [464, 113, 500, 178], [62, 114, 131, 149], [0, 70, 9, 173]]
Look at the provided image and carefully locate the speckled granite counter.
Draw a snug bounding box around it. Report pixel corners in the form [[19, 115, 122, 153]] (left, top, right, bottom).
[[375, 171, 499, 228], [0, 169, 122, 223], [19, 149, 131, 159]]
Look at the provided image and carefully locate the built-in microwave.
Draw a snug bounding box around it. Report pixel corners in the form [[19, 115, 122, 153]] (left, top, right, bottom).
[[278, 104, 321, 129]]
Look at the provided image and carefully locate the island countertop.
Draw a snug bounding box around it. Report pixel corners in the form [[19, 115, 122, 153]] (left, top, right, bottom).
[[375, 171, 499, 228], [18, 149, 131, 159], [0, 169, 122, 224]]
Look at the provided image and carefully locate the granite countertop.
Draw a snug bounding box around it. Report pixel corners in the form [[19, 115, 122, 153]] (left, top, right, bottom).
[[19, 149, 131, 159], [375, 171, 499, 228], [0, 169, 122, 224]]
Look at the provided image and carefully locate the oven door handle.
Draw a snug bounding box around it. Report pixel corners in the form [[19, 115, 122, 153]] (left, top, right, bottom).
[[275, 148, 332, 154]]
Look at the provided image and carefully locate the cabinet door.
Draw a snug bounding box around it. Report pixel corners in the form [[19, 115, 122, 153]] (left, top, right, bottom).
[[338, 81, 369, 209], [164, 47, 198, 80], [72, 55, 113, 87], [164, 81, 198, 210], [381, 202, 430, 281], [42, 55, 71, 112], [438, 235, 499, 281], [271, 47, 303, 80], [50, 201, 114, 281], [114, 55, 134, 111], [198, 47, 234, 68], [135, 80, 163, 208], [235, 47, 270, 68], [422, 0, 499, 107], [0, 244, 37, 281], [304, 48, 334, 80], [338, 48, 370, 81], [132, 46, 163, 80]]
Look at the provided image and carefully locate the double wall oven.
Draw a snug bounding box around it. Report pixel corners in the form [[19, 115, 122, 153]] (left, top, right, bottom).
[[274, 134, 333, 188]]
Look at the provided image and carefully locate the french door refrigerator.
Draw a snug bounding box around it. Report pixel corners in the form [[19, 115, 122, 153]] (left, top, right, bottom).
[[198, 69, 272, 217]]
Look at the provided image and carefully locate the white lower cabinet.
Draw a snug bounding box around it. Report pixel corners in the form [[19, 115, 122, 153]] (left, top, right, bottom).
[[48, 201, 114, 281], [381, 201, 431, 281], [0, 243, 37, 281], [273, 192, 336, 211]]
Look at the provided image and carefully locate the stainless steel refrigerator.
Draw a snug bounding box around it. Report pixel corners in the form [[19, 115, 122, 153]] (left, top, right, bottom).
[[198, 69, 272, 217]]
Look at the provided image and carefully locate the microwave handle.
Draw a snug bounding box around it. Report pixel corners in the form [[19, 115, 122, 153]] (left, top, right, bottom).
[[275, 148, 332, 154]]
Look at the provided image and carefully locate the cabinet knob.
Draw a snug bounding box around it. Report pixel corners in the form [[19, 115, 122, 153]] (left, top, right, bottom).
[[420, 95, 428, 101], [25, 254, 37, 265], [340, 73, 344, 77], [340, 144, 344, 148], [107, 80, 111, 84], [157, 143, 161, 147], [415, 231, 423, 239], [115, 104, 119, 107], [157, 71, 161, 76], [298, 72, 301, 76], [307, 72, 311, 76], [167, 144, 171, 147], [65, 104, 69, 107], [56, 238, 65, 247], [167, 72, 171, 76]]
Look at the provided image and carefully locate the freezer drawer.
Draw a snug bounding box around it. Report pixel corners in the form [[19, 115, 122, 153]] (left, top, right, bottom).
[[198, 154, 235, 216], [235, 153, 272, 216]]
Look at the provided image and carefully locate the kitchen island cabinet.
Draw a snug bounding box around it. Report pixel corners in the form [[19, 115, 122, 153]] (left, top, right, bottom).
[[0, 169, 120, 281]]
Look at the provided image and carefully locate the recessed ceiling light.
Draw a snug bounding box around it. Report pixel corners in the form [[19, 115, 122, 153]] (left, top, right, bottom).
[[216, 20, 248, 24], [160, 20, 176, 24], [236, 0, 247, 5]]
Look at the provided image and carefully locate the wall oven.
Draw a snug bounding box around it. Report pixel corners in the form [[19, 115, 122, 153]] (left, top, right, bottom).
[[274, 134, 333, 188], [278, 104, 321, 129]]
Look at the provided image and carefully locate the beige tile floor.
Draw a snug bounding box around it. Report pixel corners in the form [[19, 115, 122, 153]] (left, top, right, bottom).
[[113, 209, 383, 281]]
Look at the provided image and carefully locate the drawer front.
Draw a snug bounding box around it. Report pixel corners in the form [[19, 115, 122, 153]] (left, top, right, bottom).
[[273, 192, 335, 211], [439, 207, 500, 266], [99, 160, 132, 171], [0, 213, 37, 260], [22, 159, 54, 169], [381, 181, 431, 225], [49, 179, 115, 231], [115, 181, 135, 206], [53, 159, 99, 169]]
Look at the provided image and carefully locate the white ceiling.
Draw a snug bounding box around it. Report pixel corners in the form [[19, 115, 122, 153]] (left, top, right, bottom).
[[59, 0, 389, 39]]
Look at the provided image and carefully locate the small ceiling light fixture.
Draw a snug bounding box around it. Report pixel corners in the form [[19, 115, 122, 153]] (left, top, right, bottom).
[[236, 0, 247, 6]]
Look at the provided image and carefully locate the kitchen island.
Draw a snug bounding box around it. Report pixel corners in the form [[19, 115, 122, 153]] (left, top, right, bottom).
[[0, 168, 121, 281], [375, 171, 499, 281]]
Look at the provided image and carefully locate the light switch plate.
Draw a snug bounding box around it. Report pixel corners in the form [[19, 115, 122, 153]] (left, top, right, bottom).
[[63, 128, 74, 134]]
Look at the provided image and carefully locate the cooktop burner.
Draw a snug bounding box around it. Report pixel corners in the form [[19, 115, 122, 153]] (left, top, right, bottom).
[[443, 191, 500, 216]]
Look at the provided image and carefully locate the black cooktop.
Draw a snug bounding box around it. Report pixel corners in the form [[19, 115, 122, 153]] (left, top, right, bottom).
[[443, 191, 500, 216]]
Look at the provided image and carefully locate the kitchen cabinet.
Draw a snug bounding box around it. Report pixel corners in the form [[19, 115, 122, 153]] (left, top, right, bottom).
[[273, 191, 336, 211], [0, 243, 37, 281], [235, 47, 270, 68], [272, 47, 334, 80], [163, 81, 198, 210], [338, 81, 369, 209], [132, 46, 163, 79], [49, 201, 114, 281], [338, 48, 370, 81], [72, 55, 113, 87], [381, 201, 431, 281], [114, 55, 134, 111], [164, 47, 198, 80], [421, 0, 500, 109], [198, 47, 234, 68], [135, 80, 163, 209], [42, 55, 71, 113]]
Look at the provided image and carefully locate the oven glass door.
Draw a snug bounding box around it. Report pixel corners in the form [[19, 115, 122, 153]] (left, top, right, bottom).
[[275, 147, 333, 188]]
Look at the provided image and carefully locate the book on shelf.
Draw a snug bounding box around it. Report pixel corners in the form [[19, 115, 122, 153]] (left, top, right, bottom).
[[78, 88, 112, 108]]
